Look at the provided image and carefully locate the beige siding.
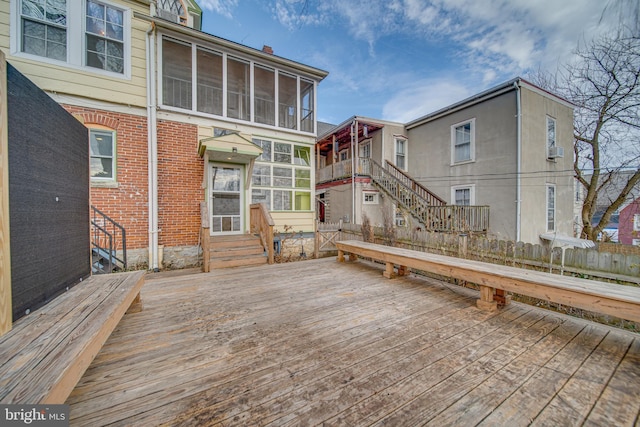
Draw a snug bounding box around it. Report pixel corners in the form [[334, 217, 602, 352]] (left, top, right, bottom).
[[0, 0, 148, 108], [272, 212, 315, 233]]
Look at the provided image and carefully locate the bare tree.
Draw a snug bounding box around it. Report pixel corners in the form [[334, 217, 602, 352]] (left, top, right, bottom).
[[533, 29, 640, 241]]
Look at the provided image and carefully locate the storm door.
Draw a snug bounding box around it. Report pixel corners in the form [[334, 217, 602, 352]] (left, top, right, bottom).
[[210, 164, 243, 234]]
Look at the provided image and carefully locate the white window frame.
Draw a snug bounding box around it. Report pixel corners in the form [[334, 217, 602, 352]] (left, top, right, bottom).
[[632, 239, 640, 246], [451, 184, 475, 206], [394, 137, 407, 171], [89, 127, 116, 184], [360, 141, 371, 159], [363, 192, 378, 205], [546, 184, 556, 232], [634, 213, 640, 232], [10, 0, 131, 78], [451, 118, 475, 165]]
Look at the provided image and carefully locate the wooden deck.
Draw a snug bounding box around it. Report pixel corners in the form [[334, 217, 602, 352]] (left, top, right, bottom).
[[67, 258, 640, 426]]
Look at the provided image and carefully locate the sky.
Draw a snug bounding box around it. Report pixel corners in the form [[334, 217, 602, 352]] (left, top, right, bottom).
[[196, 0, 626, 126]]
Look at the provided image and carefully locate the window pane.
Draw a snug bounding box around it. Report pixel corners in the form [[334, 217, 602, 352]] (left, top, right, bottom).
[[227, 57, 249, 120], [293, 145, 310, 166], [274, 142, 291, 163], [295, 191, 310, 210], [23, 18, 67, 61], [273, 190, 291, 210], [252, 189, 271, 210], [252, 164, 271, 186], [547, 186, 555, 230], [295, 168, 310, 188], [279, 73, 297, 129], [547, 117, 556, 148], [253, 138, 272, 162], [85, 1, 124, 73], [162, 38, 192, 109], [455, 123, 471, 162], [197, 48, 223, 115], [300, 78, 314, 132], [455, 188, 470, 206], [273, 167, 292, 187], [90, 130, 114, 179], [23, 0, 67, 25], [255, 66, 275, 125]]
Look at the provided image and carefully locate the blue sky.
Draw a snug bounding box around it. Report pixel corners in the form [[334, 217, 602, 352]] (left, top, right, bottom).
[[198, 0, 624, 126]]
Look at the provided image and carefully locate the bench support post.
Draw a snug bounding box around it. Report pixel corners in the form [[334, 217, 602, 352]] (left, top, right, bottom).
[[494, 289, 511, 307], [383, 262, 395, 279], [337, 249, 345, 262], [397, 265, 410, 276], [477, 285, 498, 311], [126, 292, 143, 314]]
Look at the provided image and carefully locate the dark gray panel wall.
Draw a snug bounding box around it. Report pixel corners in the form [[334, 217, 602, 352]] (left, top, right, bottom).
[[7, 63, 90, 320]]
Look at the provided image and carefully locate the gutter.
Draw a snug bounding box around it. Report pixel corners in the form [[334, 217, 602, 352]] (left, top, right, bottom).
[[146, 23, 160, 271]]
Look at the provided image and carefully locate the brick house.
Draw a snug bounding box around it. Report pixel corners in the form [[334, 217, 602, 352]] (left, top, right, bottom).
[[1, 0, 328, 269], [619, 198, 640, 246]]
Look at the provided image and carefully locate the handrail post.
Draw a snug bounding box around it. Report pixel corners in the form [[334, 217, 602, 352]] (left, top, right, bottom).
[[200, 202, 210, 272]]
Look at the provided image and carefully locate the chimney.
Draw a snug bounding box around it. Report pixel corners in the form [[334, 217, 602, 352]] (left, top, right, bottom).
[[262, 45, 274, 55]]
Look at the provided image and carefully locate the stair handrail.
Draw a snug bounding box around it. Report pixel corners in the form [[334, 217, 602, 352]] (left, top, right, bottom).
[[91, 221, 114, 273], [90, 205, 127, 272], [383, 160, 446, 206], [250, 203, 275, 264]]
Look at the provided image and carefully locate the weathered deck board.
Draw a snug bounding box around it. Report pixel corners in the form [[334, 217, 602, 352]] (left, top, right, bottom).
[[67, 258, 640, 426]]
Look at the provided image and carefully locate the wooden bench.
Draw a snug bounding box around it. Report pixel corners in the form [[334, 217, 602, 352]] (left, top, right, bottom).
[[0, 270, 145, 404], [336, 240, 640, 323]]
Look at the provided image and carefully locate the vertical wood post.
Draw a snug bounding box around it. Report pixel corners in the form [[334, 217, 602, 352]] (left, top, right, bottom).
[[458, 233, 468, 258], [0, 52, 12, 336], [200, 202, 210, 273]]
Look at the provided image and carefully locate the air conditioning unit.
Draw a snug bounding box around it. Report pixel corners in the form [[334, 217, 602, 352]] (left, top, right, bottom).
[[156, 8, 181, 24], [547, 146, 564, 159]]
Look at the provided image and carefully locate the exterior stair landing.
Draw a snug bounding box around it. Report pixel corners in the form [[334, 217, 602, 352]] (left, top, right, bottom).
[[209, 234, 268, 269]]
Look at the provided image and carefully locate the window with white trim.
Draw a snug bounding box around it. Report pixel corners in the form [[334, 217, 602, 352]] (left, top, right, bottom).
[[632, 239, 640, 246], [451, 119, 475, 164], [89, 128, 116, 181], [395, 137, 407, 170], [451, 185, 474, 206], [15, 0, 129, 75], [546, 184, 556, 232], [360, 141, 371, 158], [363, 192, 378, 204], [85, 0, 124, 73], [634, 213, 640, 231]]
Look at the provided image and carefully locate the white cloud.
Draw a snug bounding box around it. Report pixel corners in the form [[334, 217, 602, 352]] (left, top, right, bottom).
[[382, 79, 471, 122], [197, 0, 239, 19]]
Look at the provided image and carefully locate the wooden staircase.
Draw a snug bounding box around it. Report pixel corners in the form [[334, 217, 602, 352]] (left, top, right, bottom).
[[208, 234, 268, 269], [361, 158, 489, 233]]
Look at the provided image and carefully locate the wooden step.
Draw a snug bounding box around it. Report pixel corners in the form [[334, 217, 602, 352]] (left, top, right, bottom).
[[210, 234, 262, 250], [209, 254, 268, 269], [208, 233, 268, 269]]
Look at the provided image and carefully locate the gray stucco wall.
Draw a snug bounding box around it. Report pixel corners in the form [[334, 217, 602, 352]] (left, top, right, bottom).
[[407, 91, 519, 240]]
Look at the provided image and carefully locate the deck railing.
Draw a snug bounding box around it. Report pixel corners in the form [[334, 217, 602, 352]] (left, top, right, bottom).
[[250, 203, 275, 264]]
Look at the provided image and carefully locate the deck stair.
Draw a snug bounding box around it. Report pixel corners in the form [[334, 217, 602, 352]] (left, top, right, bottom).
[[362, 158, 489, 233], [91, 205, 127, 274], [209, 234, 268, 269]]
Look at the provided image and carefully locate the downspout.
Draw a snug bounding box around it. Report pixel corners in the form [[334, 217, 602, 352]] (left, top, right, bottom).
[[146, 24, 159, 271], [351, 120, 356, 224], [514, 80, 522, 242]]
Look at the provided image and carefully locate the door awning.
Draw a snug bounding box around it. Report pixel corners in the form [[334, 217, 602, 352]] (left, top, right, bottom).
[[198, 132, 262, 164]]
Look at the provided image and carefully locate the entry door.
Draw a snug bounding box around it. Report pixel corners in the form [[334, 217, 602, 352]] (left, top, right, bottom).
[[210, 164, 243, 234]]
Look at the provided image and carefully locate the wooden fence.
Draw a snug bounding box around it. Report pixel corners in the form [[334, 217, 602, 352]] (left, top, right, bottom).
[[333, 223, 640, 286]]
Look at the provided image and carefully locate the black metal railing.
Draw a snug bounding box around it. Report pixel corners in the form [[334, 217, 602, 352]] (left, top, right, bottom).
[[91, 205, 127, 273]]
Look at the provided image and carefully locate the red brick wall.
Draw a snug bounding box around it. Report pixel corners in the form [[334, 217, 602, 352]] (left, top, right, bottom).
[[64, 106, 149, 249], [157, 119, 203, 247]]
